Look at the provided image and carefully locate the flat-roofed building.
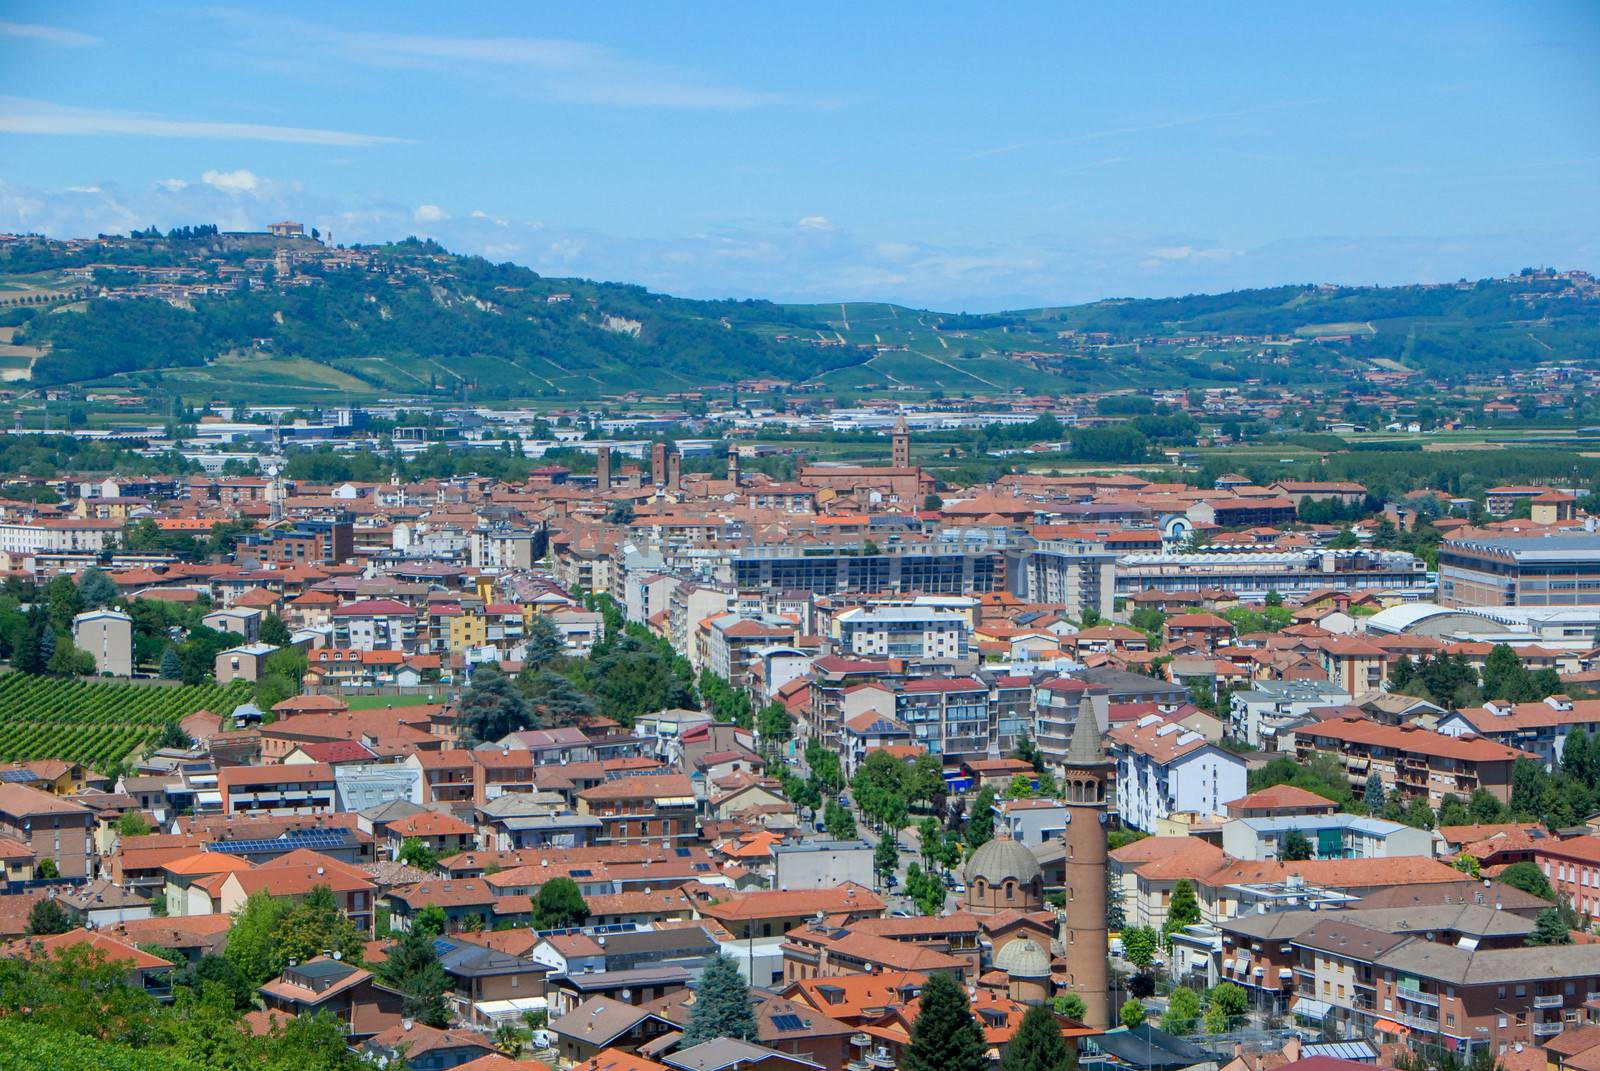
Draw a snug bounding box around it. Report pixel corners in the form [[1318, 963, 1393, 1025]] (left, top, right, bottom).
[[1439, 534, 1600, 608]]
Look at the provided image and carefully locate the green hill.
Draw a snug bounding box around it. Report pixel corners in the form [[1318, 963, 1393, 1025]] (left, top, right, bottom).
[[2, 232, 1596, 399]]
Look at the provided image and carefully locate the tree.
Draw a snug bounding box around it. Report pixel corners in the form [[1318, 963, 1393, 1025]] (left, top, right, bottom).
[[258, 614, 292, 647], [967, 784, 997, 850], [1404, 795, 1436, 831], [224, 892, 292, 987], [1469, 787, 1509, 824], [1162, 987, 1201, 1035], [1053, 993, 1088, 1022], [825, 800, 857, 839], [1437, 794, 1470, 827], [1388, 656, 1416, 691], [1329, 527, 1360, 549], [1279, 830, 1312, 861], [519, 668, 595, 728], [905, 862, 947, 917], [44, 573, 84, 632], [1527, 907, 1574, 947], [26, 897, 72, 935], [1497, 861, 1555, 902], [413, 904, 448, 939], [1481, 644, 1523, 701], [1120, 998, 1147, 1030], [378, 925, 451, 1027], [48, 637, 95, 677], [1122, 926, 1159, 971], [904, 972, 989, 1071], [116, 811, 153, 838], [396, 837, 438, 872], [874, 835, 899, 886], [272, 886, 366, 974], [76, 566, 118, 609], [1164, 879, 1200, 940], [1005, 773, 1036, 799], [1205, 982, 1248, 1034], [757, 702, 792, 755], [457, 666, 533, 743], [1001, 1002, 1076, 1071], [533, 877, 589, 929], [159, 646, 183, 680], [524, 614, 565, 669], [35, 857, 57, 880], [682, 953, 757, 1045]]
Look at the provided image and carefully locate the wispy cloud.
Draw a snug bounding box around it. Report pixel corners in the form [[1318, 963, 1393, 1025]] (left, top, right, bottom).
[[0, 20, 98, 47], [0, 97, 409, 146], [214, 13, 838, 111], [962, 98, 1331, 161]]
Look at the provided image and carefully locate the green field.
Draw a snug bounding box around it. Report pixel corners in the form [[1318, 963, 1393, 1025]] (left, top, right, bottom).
[[339, 692, 447, 709], [0, 674, 253, 770]]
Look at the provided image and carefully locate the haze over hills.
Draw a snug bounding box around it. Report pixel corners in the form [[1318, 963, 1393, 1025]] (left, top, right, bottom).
[[2, 229, 1597, 400]]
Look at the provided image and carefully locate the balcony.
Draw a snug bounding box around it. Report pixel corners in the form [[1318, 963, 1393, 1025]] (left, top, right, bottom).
[[1397, 1011, 1440, 1031], [1533, 995, 1564, 1009], [1397, 988, 1439, 1007], [1533, 1021, 1565, 1037], [866, 1049, 896, 1069]]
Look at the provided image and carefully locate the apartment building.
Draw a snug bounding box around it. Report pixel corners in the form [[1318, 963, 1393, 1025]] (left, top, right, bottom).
[[1220, 813, 1434, 861], [0, 784, 95, 879], [830, 605, 974, 673], [576, 773, 698, 846], [1229, 680, 1353, 751], [707, 614, 799, 691], [1109, 715, 1248, 833], [1012, 539, 1118, 621], [332, 598, 419, 653], [1032, 678, 1109, 781], [1290, 716, 1527, 805], [218, 763, 339, 815], [1437, 695, 1600, 770], [894, 677, 990, 760]]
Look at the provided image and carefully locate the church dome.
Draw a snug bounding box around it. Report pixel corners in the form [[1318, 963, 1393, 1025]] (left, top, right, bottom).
[[964, 835, 1044, 887], [994, 937, 1052, 978]]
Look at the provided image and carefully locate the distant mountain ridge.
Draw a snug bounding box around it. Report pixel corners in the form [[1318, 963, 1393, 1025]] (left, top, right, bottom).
[[1, 231, 1595, 397]]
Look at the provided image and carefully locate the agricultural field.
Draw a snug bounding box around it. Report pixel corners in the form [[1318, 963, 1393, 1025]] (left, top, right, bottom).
[[0, 674, 254, 770]]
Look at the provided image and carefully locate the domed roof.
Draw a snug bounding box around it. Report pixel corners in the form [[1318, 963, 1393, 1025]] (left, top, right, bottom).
[[964, 835, 1044, 886], [994, 936, 1051, 977]]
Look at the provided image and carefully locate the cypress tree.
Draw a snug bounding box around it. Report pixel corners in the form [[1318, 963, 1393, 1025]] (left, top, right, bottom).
[[683, 953, 757, 1045], [1362, 773, 1385, 812], [904, 973, 987, 1071], [160, 646, 183, 680], [1001, 1003, 1075, 1071], [1527, 907, 1573, 947]]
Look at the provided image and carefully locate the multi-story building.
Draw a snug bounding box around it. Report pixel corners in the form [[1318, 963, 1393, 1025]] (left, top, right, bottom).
[[1440, 534, 1600, 608], [1109, 714, 1248, 832], [332, 598, 419, 653], [218, 763, 339, 815], [731, 532, 1012, 597], [806, 655, 906, 748], [72, 609, 134, 677], [1032, 677, 1108, 781], [1011, 539, 1118, 622], [237, 518, 353, 566], [706, 614, 799, 690], [1436, 695, 1600, 770], [832, 605, 973, 673], [1229, 679, 1353, 751], [0, 784, 95, 879], [576, 773, 698, 846], [1291, 716, 1528, 805], [1113, 548, 1428, 600], [894, 677, 989, 761], [1220, 813, 1435, 861]]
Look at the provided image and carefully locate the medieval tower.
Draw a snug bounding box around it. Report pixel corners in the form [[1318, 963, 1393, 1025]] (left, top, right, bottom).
[[1060, 693, 1113, 1029]]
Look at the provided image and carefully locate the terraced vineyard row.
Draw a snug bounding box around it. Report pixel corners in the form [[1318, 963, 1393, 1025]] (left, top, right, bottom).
[[0, 673, 254, 769]]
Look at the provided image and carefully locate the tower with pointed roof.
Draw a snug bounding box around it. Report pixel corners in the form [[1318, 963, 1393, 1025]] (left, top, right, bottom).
[[1060, 692, 1112, 1028], [892, 417, 910, 469]]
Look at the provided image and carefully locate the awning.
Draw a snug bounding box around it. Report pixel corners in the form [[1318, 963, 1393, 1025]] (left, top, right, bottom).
[[1293, 999, 1332, 1022], [1373, 1019, 1410, 1036]]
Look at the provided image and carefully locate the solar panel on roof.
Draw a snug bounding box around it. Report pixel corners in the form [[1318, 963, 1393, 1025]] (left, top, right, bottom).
[[771, 1014, 805, 1032], [569, 868, 592, 877]]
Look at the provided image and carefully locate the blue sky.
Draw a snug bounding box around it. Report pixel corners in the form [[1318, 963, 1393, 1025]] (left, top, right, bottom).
[[2, 2, 1598, 309]]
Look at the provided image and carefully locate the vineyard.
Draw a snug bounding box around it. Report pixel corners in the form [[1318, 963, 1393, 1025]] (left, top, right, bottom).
[[0, 673, 254, 770]]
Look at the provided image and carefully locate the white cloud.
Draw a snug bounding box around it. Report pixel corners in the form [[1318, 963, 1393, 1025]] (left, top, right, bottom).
[[414, 204, 448, 223], [797, 215, 834, 231], [0, 96, 408, 147], [156, 178, 189, 192], [65, 185, 102, 194], [2, 174, 1593, 312], [211, 14, 838, 111], [201, 169, 260, 193], [0, 20, 98, 47]]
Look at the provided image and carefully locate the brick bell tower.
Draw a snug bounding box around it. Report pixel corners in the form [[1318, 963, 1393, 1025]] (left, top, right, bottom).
[[1059, 693, 1113, 1029]]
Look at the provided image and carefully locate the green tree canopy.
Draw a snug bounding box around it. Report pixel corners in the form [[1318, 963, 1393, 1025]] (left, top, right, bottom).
[[904, 972, 989, 1071], [682, 953, 757, 1045]]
